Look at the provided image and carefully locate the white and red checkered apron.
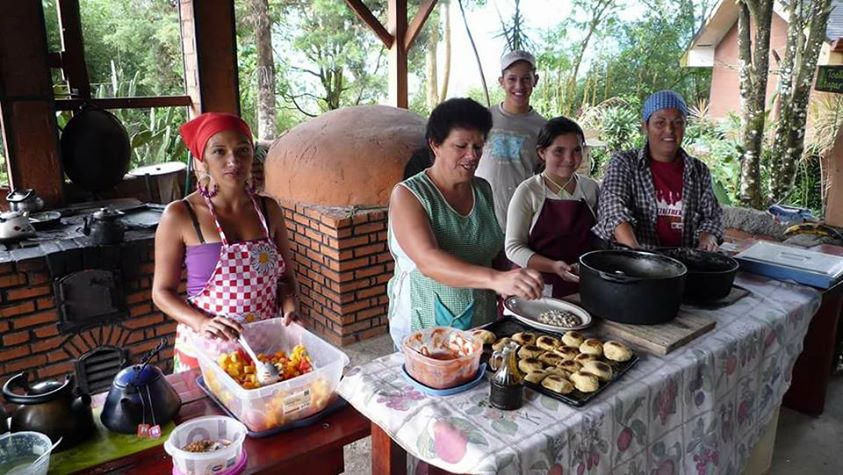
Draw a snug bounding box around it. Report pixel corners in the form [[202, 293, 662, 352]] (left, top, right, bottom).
[[173, 193, 285, 372]]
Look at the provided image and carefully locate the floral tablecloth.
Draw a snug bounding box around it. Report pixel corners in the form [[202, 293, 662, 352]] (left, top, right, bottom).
[[338, 274, 821, 475]]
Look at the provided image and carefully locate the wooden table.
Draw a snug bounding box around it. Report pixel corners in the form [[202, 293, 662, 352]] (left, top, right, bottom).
[[78, 369, 371, 474]]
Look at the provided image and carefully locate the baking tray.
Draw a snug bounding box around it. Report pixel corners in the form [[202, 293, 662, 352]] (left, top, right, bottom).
[[196, 375, 348, 438], [479, 317, 639, 407]]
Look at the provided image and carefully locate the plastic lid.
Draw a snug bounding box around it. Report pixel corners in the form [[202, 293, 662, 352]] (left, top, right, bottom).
[[113, 364, 163, 387]]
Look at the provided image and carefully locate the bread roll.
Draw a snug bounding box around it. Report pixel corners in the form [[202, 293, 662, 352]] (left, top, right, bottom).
[[523, 369, 547, 384], [512, 332, 537, 346], [517, 344, 545, 359], [570, 371, 600, 393], [552, 346, 579, 361], [535, 335, 560, 351], [541, 374, 574, 394], [471, 329, 496, 345], [581, 360, 613, 382], [579, 338, 604, 357], [558, 360, 582, 373], [538, 352, 566, 367], [561, 331, 585, 347], [574, 353, 600, 364], [604, 340, 633, 362], [544, 366, 572, 379], [518, 357, 543, 373]]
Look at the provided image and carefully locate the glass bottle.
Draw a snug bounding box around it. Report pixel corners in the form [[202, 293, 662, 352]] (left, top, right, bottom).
[[489, 341, 524, 410]]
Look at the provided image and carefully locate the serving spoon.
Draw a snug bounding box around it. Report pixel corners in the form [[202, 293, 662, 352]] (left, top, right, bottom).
[[238, 335, 280, 386]]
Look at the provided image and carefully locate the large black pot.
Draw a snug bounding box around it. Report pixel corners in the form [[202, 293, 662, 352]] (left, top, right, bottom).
[[657, 248, 739, 302], [60, 105, 131, 193], [579, 250, 687, 325]]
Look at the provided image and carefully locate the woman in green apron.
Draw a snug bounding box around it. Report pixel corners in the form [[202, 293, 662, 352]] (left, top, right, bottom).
[[387, 98, 544, 349]]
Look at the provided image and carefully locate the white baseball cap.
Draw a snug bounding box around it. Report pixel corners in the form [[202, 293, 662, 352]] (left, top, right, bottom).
[[500, 50, 536, 71]]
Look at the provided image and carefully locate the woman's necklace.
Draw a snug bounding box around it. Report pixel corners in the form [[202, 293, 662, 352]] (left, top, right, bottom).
[[542, 172, 576, 198]]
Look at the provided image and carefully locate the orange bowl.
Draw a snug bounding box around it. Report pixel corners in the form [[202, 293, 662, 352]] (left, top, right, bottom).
[[402, 327, 482, 389]]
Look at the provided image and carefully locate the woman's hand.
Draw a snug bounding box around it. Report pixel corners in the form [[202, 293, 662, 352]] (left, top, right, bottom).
[[493, 268, 545, 300], [282, 309, 301, 326], [551, 260, 580, 283], [198, 316, 242, 341], [697, 233, 719, 252]]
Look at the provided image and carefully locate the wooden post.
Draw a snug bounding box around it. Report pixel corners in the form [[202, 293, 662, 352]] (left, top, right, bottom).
[[179, 0, 240, 117], [56, 0, 91, 100], [388, 0, 409, 109], [0, 1, 64, 205], [371, 422, 407, 475], [823, 124, 843, 226]]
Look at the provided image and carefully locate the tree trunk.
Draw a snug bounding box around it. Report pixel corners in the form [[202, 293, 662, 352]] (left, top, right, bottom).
[[737, 0, 774, 209], [768, 0, 832, 202], [457, 0, 489, 106], [249, 0, 277, 141], [426, 18, 440, 110], [439, 0, 451, 102]]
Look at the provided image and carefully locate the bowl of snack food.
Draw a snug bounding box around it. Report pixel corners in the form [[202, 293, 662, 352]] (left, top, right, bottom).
[[164, 416, 247, 475], [402, 327, 482, 389], [503, 297, 592, 332]]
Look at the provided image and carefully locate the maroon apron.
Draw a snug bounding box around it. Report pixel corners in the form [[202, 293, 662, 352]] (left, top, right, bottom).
[[527, 193, 596, 298]]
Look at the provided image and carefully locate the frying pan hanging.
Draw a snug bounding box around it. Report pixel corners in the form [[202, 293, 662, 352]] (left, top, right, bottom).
[[60, 105, 131, 193]]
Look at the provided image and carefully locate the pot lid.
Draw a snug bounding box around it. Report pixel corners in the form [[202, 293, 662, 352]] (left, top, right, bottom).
[[92, 207, 125, 220], [128, 161, 186, 177], [113, 364, 163, 387]]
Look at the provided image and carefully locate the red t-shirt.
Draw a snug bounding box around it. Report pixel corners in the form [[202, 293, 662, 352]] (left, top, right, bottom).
[[650, 158, 684, 247]]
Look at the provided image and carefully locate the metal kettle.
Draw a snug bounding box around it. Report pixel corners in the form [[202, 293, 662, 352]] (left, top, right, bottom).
[[82, 206, 126, 245], [101, 339, 181, 434], [5, 189, 45, 213], [1, 372, 96, 450], [0, 210, 36, 241]]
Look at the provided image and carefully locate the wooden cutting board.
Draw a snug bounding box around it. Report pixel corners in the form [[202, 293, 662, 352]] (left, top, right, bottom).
[[564, 294, 716, 355]]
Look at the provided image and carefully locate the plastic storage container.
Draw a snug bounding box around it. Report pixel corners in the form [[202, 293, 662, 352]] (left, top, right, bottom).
[[402, 327, 482, 389], [164, 416, 246, 475], [194, 320, 350, 433], [0, 431, 53, 475]]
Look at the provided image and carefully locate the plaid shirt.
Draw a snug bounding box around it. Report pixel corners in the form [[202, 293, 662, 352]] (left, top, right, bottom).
[[593, 146, 724, 248]]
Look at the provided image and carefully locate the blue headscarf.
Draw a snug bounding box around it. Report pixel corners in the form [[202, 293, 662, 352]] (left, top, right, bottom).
[[642, 90, 688, 123]]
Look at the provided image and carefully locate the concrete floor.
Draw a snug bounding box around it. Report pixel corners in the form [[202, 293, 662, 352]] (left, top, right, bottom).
[[340, 333, 843, 475]]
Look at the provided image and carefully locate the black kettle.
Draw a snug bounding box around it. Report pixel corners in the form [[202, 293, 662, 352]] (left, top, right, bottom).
[[1, 372, 96, 450], [82, 207, 126, 245], [101, 339, 181, 434]]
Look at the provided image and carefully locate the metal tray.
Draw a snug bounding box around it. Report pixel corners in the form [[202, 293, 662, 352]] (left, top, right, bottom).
[[479, 317, 639, 407]]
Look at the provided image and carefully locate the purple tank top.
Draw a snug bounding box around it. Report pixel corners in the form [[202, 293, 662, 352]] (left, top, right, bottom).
[[185, 243, 223, 297]]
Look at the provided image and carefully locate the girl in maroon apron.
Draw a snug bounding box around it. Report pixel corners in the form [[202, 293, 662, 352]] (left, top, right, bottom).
[[505, 116, 599, 298]]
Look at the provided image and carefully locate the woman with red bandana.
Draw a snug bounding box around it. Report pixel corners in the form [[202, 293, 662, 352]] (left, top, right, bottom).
[[152, 112, 300, 372]]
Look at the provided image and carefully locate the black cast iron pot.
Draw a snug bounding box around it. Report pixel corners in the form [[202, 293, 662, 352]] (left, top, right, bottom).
[[579, 250, 687, 325], [657, 248, 739, 302]]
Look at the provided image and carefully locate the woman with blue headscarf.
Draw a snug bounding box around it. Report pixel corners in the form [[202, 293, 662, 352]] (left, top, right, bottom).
[[593, 90, 723, 250]]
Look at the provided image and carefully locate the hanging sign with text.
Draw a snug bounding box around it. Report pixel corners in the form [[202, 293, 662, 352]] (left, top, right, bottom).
[[815, 66, 843, 93]]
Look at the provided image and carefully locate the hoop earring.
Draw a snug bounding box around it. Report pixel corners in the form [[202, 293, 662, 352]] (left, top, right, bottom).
[[197, 170, 218, 198]]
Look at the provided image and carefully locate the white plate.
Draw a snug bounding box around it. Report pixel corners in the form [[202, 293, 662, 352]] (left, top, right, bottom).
[[503, 296, 593, 333]]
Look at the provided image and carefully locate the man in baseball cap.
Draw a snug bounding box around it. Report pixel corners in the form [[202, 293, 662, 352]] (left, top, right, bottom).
[[475, 50, 546, 232]]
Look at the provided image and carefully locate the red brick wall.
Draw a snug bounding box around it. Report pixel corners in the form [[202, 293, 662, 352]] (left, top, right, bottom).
[[281, 203, 391, 346], [0, 239, 178, 401]]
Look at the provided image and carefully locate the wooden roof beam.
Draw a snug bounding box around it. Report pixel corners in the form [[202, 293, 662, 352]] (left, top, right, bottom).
[[405, 0, 438, 50], [343, 0, 394, 48]]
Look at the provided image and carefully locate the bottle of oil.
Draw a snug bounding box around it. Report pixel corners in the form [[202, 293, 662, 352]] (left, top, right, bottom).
[[489, 341, 524, 410]]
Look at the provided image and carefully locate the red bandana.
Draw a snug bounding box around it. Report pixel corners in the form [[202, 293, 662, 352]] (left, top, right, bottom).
[[179, 112, 253, 161]]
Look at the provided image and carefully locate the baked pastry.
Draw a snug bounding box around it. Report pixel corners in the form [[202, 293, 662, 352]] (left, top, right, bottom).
[[581, 360, 614, 382], [538, 352, 566, 367], [604, 340, 633, 362], [570, 371, 600, 393], [544, 366, 572, 379], [541, 374, 574, 394], [517, 344, 545, 359], [535, 335, 561, 351], [561, 331, 585, 347], [574, 353, 600, 364], [492, 337, 515, 352], [579, 338, 604, 357], [558, 360, 582, 373], [512, 332, 537, 346], [523, 369, 547, 384], [518, 357, 543, 373], [552, 346, 579, 361], [471, 329, 496, 345]]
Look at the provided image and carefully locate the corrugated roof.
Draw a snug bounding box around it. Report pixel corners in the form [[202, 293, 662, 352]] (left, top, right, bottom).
[[826, 0, 843, 41]]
